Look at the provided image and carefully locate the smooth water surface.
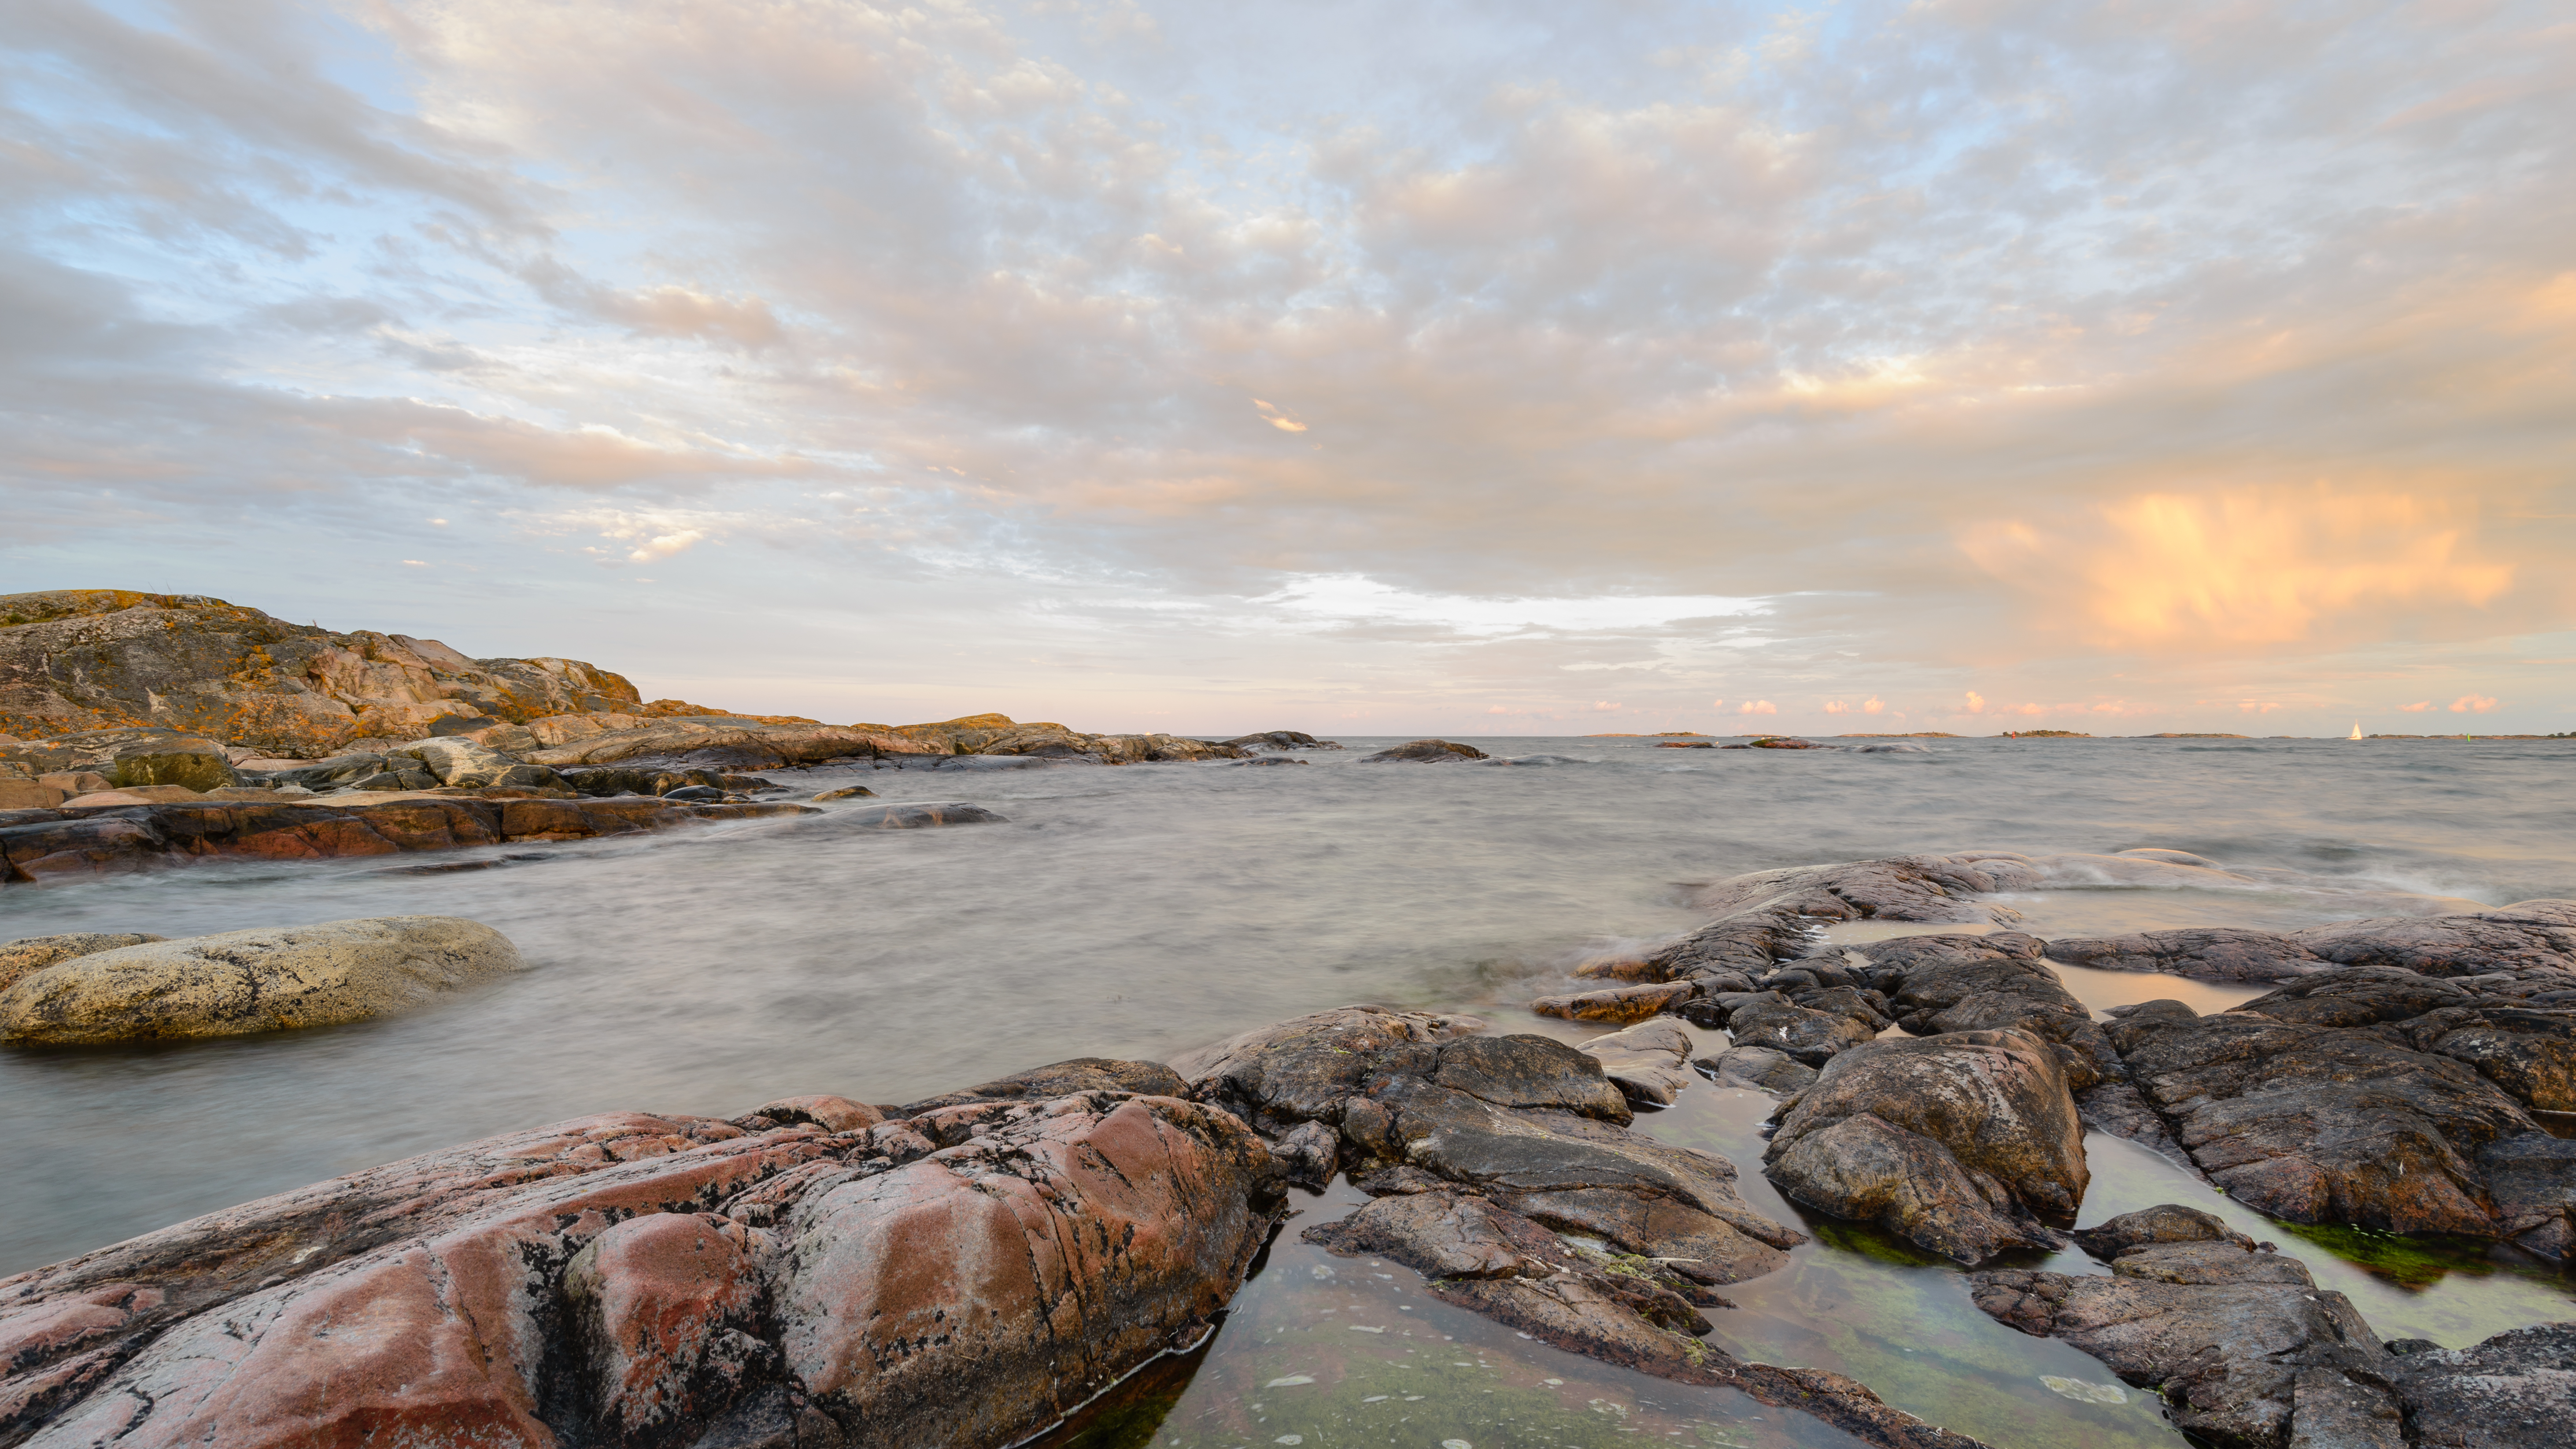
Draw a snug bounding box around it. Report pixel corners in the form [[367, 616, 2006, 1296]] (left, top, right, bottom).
[[5, 735, 2572, 1447]]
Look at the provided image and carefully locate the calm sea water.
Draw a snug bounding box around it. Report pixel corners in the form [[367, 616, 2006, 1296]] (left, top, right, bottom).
[[5, 735, 2572, 1446]]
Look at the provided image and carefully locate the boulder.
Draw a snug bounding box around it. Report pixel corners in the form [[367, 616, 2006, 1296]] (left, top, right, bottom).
[[1529, 979, 1695, 1023], [2386, 1322, 2576, 1447], [0, 727, 243, 793], [1358, 738, 1489, 762], [0, 916, 522, 1043], [1970, 1266, 2395, 1448], [811, 784, 877, 800], [387, 737, 565, 791], [1692, 1044, 1819, 1094], [2103, 1005, 2569, 1252], [806, 802, 1008, 830], [0, 932, 165, 991], [1172, 1005, 1489, 1130], [1763, 1029, 2087, 1263], [1724, 995, 1879, 1067], [1857, 932, 2122, 1089], [2287, 902, 2576, 977], [0, 1090, 1280, 1449], [1579, 1018, 1695, 1105], [1223, 730, 1342, 752]]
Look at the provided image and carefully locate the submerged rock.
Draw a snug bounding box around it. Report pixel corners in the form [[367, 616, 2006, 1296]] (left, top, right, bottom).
[[1300, 1192, 1980, 1449], [0, 916, 522, 1043], [805, 802, 1008, 830], [0, 1089, 1279, 1449], [1763, 1028, 2087, 1263]]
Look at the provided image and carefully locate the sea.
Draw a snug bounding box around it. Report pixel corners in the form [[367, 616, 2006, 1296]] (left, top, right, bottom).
[[4, 734, 2572, 1448]]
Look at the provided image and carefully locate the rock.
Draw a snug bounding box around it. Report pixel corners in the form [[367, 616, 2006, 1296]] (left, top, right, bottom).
[[0, 797, 821, 885], [1272, 1120, 1340, 1189], [1228, 755, 1306, 765], [0, 1090, 1280, 1449], [1969, 1267, 2394, 1449], [0, 780, 62, 810], [1692, 1045, 1819, 1094], [388, 736, 565, 791], [805, 802, 1007, 830], [2287, 902, 2576, 977], [1358, 738, 1489, 762], [1857, 932, 2122, 1089], [1528, 980, 1695, 1023], [896, 1058, 1189, 1117], [810, 784, 876, 800], [2387, 1321, 2576, 1447], [0, 590, 656, 757], [2109, 1241, 2314, 1287], [553, 764, 744, 798], [1580, 1018, 1696, 1106], [0, 916, 523, 1043], [0, 932, 166, 992], [2103, 1005, 2565, 1250], [1222, 730, 1342, 752], [1747, 736, 1826, 749], [528, 719, 935, 772], [744, 1096, 886, 1132], [2072, 1203, 2254, 1258], [2045, 927, 2329, 983], [1685, 853, 2048, 928], [1172, 1005, 1489, 1130], [1301, 1193, 1982, 1449], [1723, 995, 1879, 1067], [1762, 1029, 2087, 1263], [0, 727, 244, 793], [1422, 1033, 1634, 1122]]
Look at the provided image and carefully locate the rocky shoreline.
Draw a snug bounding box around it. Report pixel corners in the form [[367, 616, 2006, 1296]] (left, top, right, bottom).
[[5, 850, 2571, 1447]]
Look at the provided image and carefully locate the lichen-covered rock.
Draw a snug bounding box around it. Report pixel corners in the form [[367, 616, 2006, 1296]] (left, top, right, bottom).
[[0, 916, 523, 1043], [0, 590, 654, 756], [2387, 1321, 2576, 1447], [0, 932, 165, 992], [1763, 1029, 2086, 1263]]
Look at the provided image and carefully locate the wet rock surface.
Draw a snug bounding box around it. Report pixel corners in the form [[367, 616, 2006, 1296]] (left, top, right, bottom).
[[1854, 931, 2122, 1089], [1976, 1202, 2576, 1448], [0, 916, 523, 1043], [1578, 1017, 1695, 1105], [1763, 1028, 2088, 1263], [0, 1085, 1280, 1449], [1301, 1192, 1984, 1449]]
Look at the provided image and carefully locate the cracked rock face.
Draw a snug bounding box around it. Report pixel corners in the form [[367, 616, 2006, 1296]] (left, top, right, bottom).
[[0, 1086, 1280, 1449], [1763, 1028, 2088, 1264]]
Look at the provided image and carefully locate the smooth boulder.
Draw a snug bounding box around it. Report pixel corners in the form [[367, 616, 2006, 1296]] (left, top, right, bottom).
[[1358, 738, 1488, 762], [0, 932, 164, 991], [0, 916, 522, 1042], [1763, 1028, 2087, 1262]]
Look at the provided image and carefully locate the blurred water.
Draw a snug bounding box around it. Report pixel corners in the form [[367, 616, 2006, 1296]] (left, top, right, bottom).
[[4, 735, 2572, 1446]]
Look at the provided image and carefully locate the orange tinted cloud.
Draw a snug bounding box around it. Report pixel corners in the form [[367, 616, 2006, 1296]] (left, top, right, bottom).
[[2450, 694, 2499, 713], [1964, 486, 2514, 652]]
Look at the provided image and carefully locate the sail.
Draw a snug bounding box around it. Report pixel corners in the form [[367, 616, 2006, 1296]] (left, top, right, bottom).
[[2348, 722, 2363, 739]]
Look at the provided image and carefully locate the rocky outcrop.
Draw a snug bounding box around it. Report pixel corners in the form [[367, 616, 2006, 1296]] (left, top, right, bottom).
[[525, 719, 937, 772], [1763, 1029, 2087, 1263], [0, 796, 818, 886], [1359, 738, 1489, 762], [1301, 1193, 1985, 1449], [0, 917, 522, 1043], [1853, 932, 2122, 1089], [0, 590, 658, 755], [1222, 730, 1342, 752], [2047, 902, 2576, 983], [1975, 1203, 2576, 1448], [0, 727, 243, 792], [0, 1084, 1281, 1449], [2102, 987, 2576, 1258], [1176, 1007, 1803, 1295], [869, 714, 1247, 765]]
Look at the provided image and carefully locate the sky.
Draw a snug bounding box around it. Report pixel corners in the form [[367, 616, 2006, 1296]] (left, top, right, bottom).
[[3, 0, 2572, 737]]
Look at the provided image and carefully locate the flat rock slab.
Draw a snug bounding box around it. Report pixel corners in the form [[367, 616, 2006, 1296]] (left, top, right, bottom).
[[1763, 1028, 2087, 1263], [0, 1087, 1278, 1449], [1693, 1044, 1819, 1094], [0, 797, 821, 885], [0, 916, 522, 1043]]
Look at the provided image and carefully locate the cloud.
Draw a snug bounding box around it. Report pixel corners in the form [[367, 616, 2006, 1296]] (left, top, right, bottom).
[[2450, 694, 2499, 713], [1962, 691, 1986, 714], [1862, 697, 1885, 714], [1824, 700, 1849, 714], [1738, 699, 1776, 715]]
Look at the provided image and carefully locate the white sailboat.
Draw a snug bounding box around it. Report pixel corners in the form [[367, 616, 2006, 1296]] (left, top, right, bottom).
[[2347, 722, 2364, 740]]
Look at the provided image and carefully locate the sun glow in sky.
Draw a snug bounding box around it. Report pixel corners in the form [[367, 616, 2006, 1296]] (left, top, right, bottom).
[[4, 0, 2572, 734]]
